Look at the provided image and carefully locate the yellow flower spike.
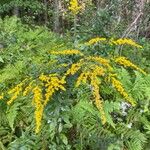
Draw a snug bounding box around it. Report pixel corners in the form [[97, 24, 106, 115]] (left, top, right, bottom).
[[23, 80, 34, 96], [82, 72, 90, 84], [7, 82, 24, 105], [92, 65, 105, 77], [32, 86, 44, 133], [68, 0, 82, 15], [39, 74, 50, 82], [115, 57, 146, 75], [50, 49, 83, 56], [87, 56, 113, 71], [65, 62, 82, 76], [85, 37, 107, 45], [75, 64, 105, 88], [35, 104, 44, 134], [75, 72, 85, 87], [7, 74, 66, 133], [111, 76, 136, 106], [42, 75, 66, 106], [111, 38, 143, 48], [90, 74, 106, 124]]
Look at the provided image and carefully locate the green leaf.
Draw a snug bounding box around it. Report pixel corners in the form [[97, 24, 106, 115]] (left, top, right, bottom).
[[60, 134, 68, 145], [0, 56, 4, 63]]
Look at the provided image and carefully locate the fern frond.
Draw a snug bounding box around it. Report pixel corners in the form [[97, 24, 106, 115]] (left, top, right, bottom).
[[116, 124, 147, 150], [6, 102, 21, 131]]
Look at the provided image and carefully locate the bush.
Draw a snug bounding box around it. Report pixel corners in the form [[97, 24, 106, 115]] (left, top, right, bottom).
[[0, 17, 150, 150]]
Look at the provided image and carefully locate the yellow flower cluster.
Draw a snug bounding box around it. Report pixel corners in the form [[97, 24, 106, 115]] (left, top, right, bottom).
[[68, 0, 82, 15], [50, 49, 83, 56], [85, 37, 107, 45], [84, 37, 142, 48], [75, 64, 105, 87], [39, 74, 66, 106], [115, 57, 146, 75], [90, 74, 106, 124], [75, 65, 106, 124], [31, 74, 66, 133], [110, 75, 136, 106], [23, 80, 34, 96], [87, 56, 113, 71], [0, 93, 4, 100], [32, 86, 44, 133], [7, 81, 25, 105], [75, 72, 90, 87], [111, 38, 143, 48], [65, 62, 82, 76]]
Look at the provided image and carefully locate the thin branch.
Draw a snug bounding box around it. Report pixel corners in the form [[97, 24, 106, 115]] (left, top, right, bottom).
[[121, 12, 143, 38]]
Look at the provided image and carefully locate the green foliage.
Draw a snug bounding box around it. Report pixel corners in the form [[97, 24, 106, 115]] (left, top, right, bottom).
[[0, 17, 150, 150], [6, 102, 21, 131]]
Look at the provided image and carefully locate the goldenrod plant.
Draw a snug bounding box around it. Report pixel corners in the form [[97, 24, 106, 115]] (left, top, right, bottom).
[[0, 18, 150, 150], [2, 36, 146, 135], [68, 0, 82, 15]]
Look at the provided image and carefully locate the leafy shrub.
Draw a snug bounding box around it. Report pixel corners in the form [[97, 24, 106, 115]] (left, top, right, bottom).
[[0, 17, 150, 150]]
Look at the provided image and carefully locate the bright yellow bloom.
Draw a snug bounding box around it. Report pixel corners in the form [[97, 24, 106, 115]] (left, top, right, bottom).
[[92, 65, 105, 76], [68, 0, 82, 15], [50, 49, 83, 56], [75, 64, 105, 87], [75, 64, 106, 124], [7, 82, 24, 105], [32, 86, 44, 133], [90, 74, 106, 124], [87, 56, 113, 71], [115, 57, 146, 75], [111, 38, 142, 48], [44, 76, 66, 106], [66, 62, 82, 76], [85, 37, 107, 45], [39, 74, 50, 82], [23, 81, 34, 96], [110, 75, 136, 106], [32, 74, 66, 133], [76, 72, 90, 87]]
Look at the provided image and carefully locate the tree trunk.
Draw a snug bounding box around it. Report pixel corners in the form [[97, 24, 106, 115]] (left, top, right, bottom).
[[53, 0, 60, 33], [43, 0, 48, 25]]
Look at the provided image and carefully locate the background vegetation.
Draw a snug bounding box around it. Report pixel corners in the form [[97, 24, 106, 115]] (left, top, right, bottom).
[[0, 0, 150, 150]]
